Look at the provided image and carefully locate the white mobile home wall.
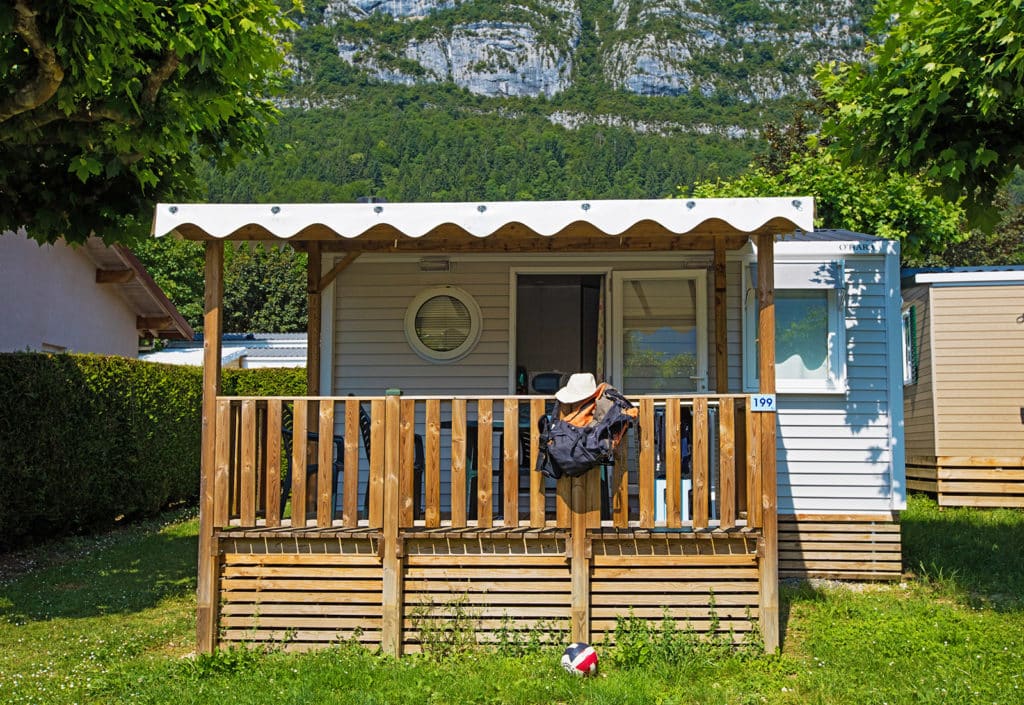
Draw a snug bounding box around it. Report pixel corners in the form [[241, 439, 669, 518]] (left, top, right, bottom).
[[327, 239, 905, 579]]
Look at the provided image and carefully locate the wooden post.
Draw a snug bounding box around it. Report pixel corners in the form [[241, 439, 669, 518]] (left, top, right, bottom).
[[570, 474, 590, 644], [197, 241, 223, 654], [317, 399, 335, 527], [425, 399, 441, 528], [714, 239, 729, 393], [306, 243, 322, 396], [306, 244, 322, 519], [399, 397, 416, 526], [266, 399, 283, 528], [638, 398, 655, 528], [692, 396, 709, 529], [368, 399, 385, 526], [240, 399, 257, 526], [756, 232, 779, 653], [718, 398, 736, 529], [342, 399, 360, 528], [529, 398, 546, 528], [381, 392, 404, 657], [503, 398, 520, 526], [665, 397, 681, 528], [477, 399, 493, 528], [451, 399, 467, 527]]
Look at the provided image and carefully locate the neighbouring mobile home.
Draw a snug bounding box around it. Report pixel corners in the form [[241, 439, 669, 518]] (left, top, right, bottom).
[[152, 198, 906, 656], [902, 266, 1024, 507]]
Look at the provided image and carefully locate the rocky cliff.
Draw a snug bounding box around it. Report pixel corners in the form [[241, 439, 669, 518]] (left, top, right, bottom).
[[307, 0, 869, 100]]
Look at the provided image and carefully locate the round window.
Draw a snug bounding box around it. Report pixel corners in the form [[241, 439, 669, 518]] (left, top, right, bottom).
[[404, 286, 482, 362]]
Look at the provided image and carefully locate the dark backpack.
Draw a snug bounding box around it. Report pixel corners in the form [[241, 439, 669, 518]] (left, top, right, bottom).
[[535, 386, 637, 479]]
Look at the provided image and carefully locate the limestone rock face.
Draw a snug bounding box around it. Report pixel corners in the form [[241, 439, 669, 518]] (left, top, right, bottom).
[[325, 0, 457, 20], [326, 0, 580, 97], [316, 0, 865, 100], [604, 0, 866, 102]]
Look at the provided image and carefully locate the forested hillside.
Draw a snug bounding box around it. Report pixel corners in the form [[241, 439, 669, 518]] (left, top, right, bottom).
[[199, 0, 871, 202]]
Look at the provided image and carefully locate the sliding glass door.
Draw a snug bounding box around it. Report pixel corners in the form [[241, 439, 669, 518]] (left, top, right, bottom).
[[612, 271, 707, 394]]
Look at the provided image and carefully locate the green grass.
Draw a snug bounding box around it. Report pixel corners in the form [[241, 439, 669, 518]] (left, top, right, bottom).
[[1, 496, 1022, 704]]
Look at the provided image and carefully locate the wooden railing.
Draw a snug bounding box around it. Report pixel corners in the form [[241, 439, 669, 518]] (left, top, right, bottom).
[[212, 393, 763, 532]]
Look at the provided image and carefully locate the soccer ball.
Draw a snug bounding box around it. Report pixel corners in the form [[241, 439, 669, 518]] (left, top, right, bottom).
[[561, 642, 598, 676]]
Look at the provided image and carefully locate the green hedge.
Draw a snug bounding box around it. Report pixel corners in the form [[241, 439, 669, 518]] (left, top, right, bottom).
[[0, 353, 306, 551], [222, 366, 306, 397]]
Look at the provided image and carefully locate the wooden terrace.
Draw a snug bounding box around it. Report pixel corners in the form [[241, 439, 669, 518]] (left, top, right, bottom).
[[213, 392, 769, 653], [150, 198, 816, 655]]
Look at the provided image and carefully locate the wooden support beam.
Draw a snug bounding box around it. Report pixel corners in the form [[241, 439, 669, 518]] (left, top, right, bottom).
[[318, 252, 360, 293], [503, 398, 520, 527], [136, 316, 172, 331], [477, 399, 494, 528], [197, 241, 223, 655], [755, 231, 779, 654], [570, 474, 591, 644], [306, 242, 322, 397], [450, 399, 467, 527], [95, 268, 135, 283], [307, 231, 753, 254], [381, 392, 404, 657], [713, 240, 729, 393], [529, 399, 546, 528]]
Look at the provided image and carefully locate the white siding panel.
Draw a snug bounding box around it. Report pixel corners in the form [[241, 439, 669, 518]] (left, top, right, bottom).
[[335, 260, 511, 396], [727, 259, 744, 392], [332, 254, 718, 515], [776, 253, 898, 514], [329, 251, 900, 517]]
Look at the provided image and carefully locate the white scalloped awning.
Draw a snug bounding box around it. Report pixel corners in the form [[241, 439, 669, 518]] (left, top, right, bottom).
[[153, 198, 813, 244]]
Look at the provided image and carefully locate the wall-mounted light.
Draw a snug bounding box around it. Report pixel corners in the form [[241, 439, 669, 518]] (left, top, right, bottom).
[[418, 257, 451, 272]]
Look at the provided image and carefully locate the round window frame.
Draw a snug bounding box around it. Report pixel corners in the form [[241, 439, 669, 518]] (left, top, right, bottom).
[[403, 286, 482, 363]]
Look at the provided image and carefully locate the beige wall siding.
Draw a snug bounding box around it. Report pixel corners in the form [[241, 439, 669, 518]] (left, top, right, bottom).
[[901, 284, 936, 457], [0, 230, 139, 357], [930, 284, 1024, 457]]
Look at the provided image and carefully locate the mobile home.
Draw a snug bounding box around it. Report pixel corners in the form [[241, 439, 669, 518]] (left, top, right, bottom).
[[152, 198, 905, 655], [902, 266, 1024, 507]]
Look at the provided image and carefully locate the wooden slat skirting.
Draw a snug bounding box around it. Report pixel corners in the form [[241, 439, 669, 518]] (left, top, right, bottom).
[[778, 514, 902, 581], [215, 528, 762, 652], [907, 458, 1024, 508]]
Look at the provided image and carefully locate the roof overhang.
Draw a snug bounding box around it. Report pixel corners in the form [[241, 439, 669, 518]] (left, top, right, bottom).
[[152, 197, 814, 253], [903, 269, 1024, 286], [84, 237, 194, 340]]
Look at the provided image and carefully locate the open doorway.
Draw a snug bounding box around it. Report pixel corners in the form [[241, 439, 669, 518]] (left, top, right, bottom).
[[515, 274, 604, 394]]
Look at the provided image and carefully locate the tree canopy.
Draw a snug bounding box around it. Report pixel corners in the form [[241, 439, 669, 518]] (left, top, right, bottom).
[[689, 144, 966, 261], [132, 238, 308, 334], [0, 0, 297, 245], [816, 0, 1024, 226]]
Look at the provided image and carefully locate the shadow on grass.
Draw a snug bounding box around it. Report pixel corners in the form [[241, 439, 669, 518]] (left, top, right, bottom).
[[901, 494, 1024, 611], [0, 508, 198, 623]]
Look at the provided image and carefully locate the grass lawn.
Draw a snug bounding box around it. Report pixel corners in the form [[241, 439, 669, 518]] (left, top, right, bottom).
[[1, 496, 1022, 704]]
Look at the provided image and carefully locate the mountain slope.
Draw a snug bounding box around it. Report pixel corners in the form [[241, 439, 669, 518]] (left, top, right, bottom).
[[200, 0, 871, 203]]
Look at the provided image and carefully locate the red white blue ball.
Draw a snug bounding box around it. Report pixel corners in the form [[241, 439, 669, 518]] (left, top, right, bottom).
[[561, 642, 598, 676]]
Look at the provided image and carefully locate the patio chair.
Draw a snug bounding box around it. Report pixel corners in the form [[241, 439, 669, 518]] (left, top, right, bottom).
[[358, 400, 425, 520], [280, 403, 345, 519]]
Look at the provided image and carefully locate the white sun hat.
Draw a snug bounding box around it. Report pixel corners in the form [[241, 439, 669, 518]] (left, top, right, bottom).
[[555, 372, 599, 404]]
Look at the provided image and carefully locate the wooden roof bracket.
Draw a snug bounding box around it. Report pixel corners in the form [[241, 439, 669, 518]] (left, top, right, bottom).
[[318, 252, 361, 293]]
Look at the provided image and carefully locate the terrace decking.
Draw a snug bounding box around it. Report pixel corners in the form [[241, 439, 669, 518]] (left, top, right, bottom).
[[906, 456, 1024, 508], [208, 394, 774, 653]]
